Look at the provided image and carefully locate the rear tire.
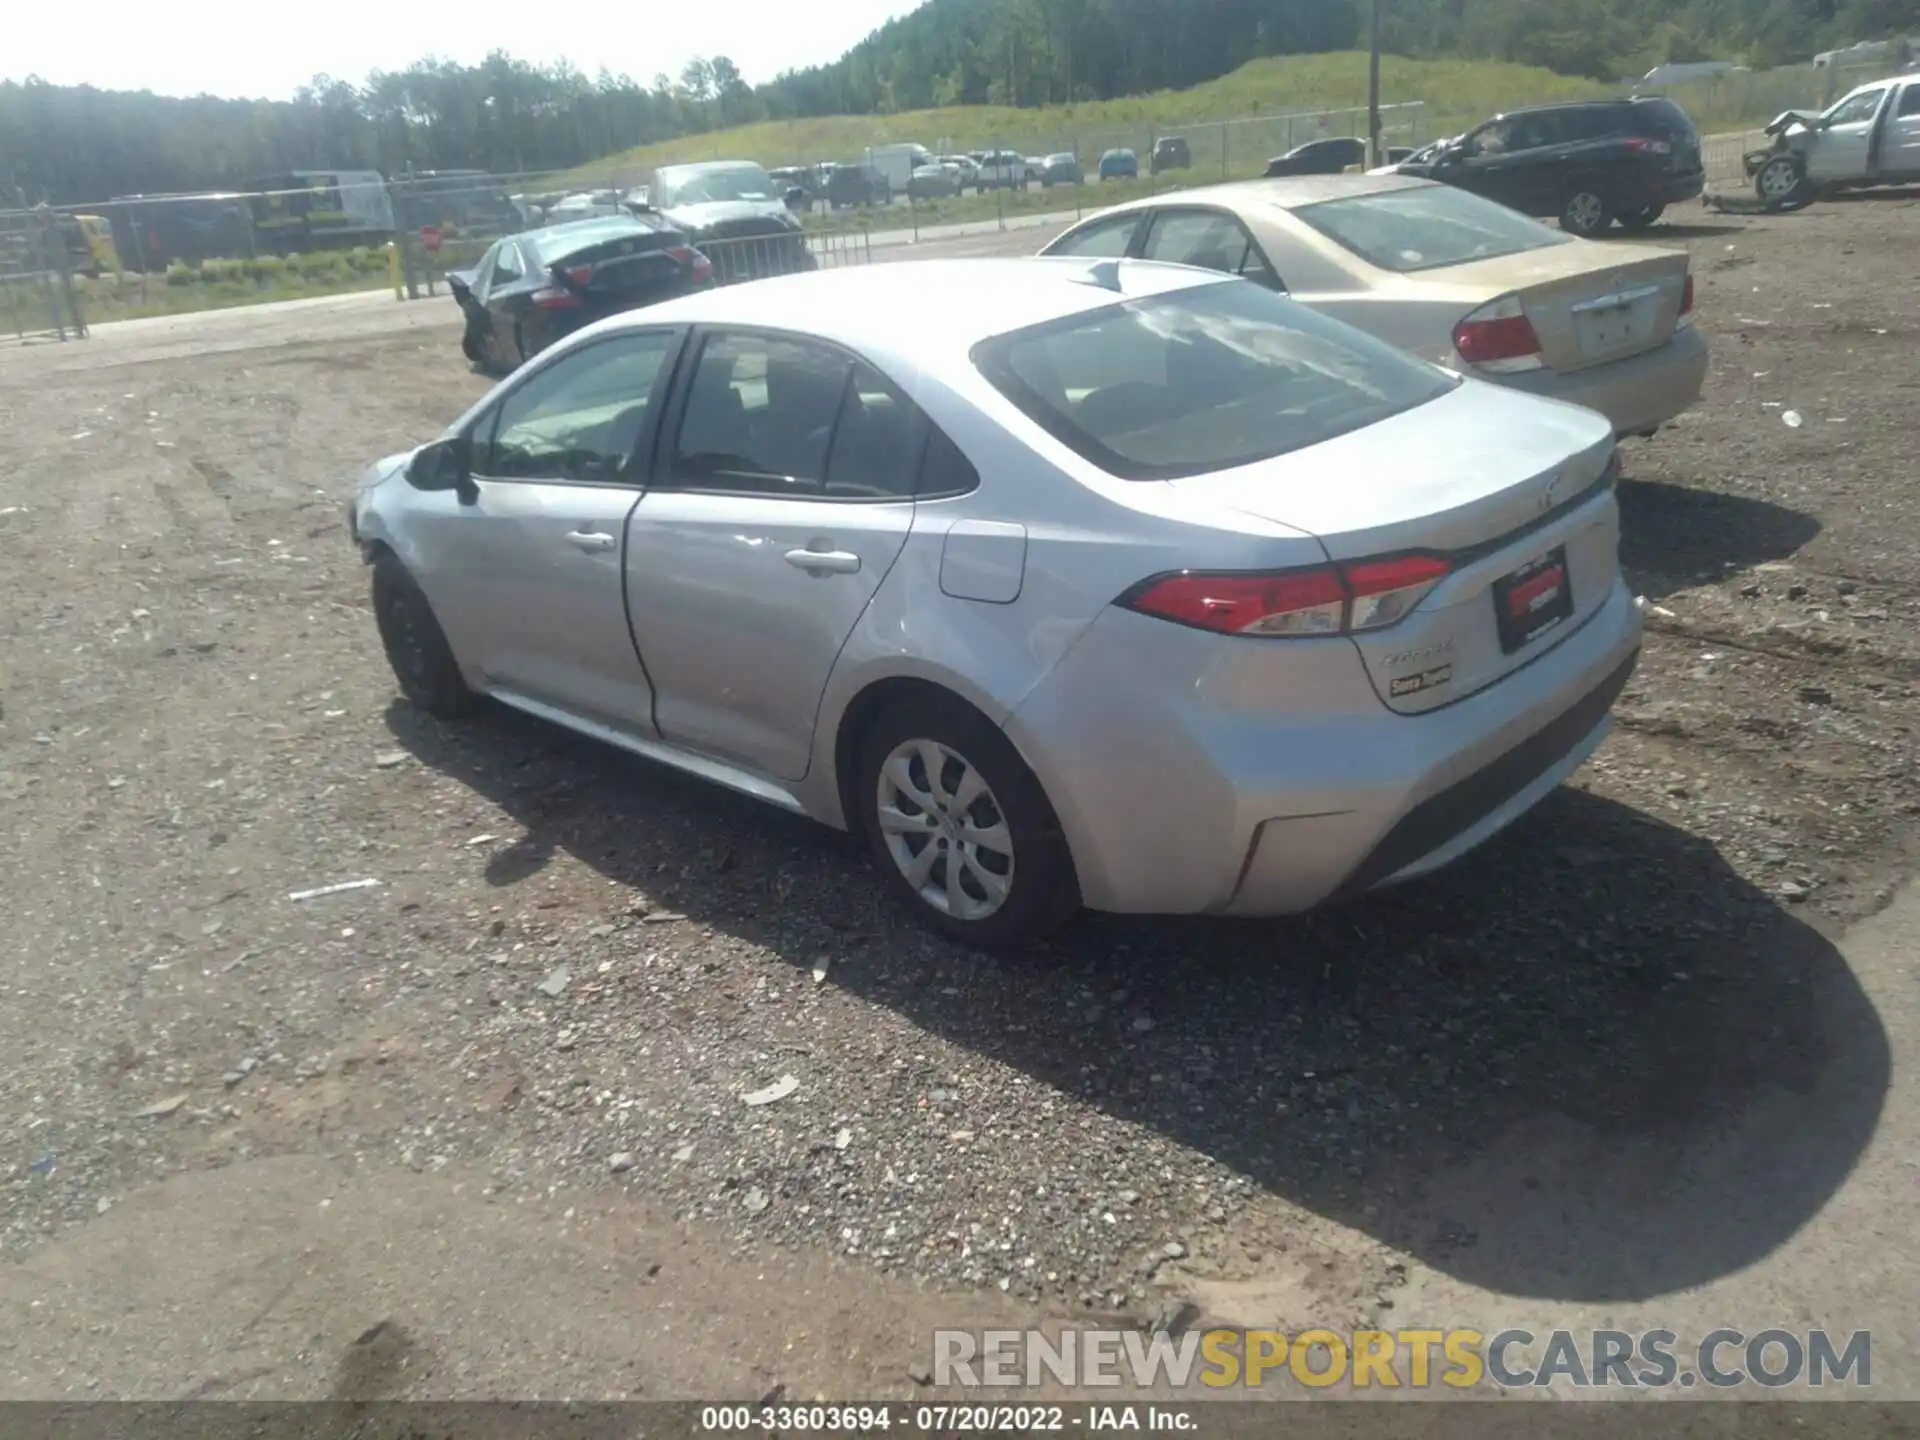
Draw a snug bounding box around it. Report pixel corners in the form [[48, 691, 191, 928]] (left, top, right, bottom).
[[1559, 188, 1613, 237], [372, 555, 477, 720], [1617, 203, 1665, 231], [855, 695, 1079, 951]]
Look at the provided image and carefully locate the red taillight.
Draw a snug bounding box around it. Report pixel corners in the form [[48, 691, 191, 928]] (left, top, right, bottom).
[[1120, 554, 1451, 638], [1452, 295, 1543, 374], [1622, 136, 1672, 154], [564, 264, 593, 286], [669, 244, 714, 284], [1678, 273, 1695, 325]]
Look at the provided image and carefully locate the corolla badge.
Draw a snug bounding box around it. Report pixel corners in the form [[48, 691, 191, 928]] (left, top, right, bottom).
[[1539, 467, 1567, 513]]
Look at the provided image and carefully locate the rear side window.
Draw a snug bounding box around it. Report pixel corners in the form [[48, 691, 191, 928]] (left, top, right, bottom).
[[1047, 214, 1141, 258], [1562, 105, 1629, 140], [824, 363, 919, 499], [972, 279, 1457, 481], [1632, 99, 1701, 140], [1294, 184, 1570, 273], [671, 332, 854, 496], [1902, 85, 1920, 119], [917, 425, 980, 498]]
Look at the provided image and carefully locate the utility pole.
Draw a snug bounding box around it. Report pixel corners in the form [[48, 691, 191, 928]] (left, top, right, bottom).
[[1367, 0, 1382, 167]]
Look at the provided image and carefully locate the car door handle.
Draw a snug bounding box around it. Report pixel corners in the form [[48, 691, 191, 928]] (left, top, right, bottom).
[[784, 547, 861, 574], [565, 531, 617, 552]]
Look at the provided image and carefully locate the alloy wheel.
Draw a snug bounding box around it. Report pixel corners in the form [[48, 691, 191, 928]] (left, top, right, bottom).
[[1564, 191, 1607, 233], [875, 738, 1015, 921], [1758, 157, 1801, 203]]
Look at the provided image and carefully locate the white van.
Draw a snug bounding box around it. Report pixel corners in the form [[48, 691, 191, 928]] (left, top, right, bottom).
[[864, 144, 933, 194]]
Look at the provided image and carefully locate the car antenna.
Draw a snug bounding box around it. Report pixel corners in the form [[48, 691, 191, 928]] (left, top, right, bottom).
[[1077, 258, 1125, 292]]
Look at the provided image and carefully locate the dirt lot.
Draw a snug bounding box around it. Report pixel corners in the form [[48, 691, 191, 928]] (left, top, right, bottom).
[[2, 195, 1918, 1399]]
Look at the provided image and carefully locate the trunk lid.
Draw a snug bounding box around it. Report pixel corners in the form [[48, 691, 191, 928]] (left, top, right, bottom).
[[551, 232, 686, 306], [1166, 380, 1622, 713], [1441, 242, 1689, 374]]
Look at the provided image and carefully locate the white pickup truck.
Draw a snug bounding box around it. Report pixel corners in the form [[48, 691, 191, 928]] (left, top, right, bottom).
[[1745, 72, 1920, 206]]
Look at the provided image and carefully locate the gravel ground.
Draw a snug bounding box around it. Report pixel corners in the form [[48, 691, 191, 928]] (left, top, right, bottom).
[[2, 194, 1917, 1362]]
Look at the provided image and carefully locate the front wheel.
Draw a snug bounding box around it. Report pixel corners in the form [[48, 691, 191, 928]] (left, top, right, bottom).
[[1559, 188, 1612, 237], [856, 696, 1079, 950], [372, 556, 477, 720], [1755, 153, 1811, 209], [1617, 203, 1665, 231]]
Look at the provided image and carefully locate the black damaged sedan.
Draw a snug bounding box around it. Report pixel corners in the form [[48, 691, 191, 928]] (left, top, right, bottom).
[[449, 215, 714, 373]]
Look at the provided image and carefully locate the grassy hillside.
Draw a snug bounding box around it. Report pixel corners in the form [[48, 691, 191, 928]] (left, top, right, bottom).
[[563, 53, 1607, 183], [557, 49, 1824, 191]]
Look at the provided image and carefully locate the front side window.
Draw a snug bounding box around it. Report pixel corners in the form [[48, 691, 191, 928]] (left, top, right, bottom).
[[1826, 88, 1887, 127], [670, 332, 854, 496], [973, 279, 1457, 481], [478, 332, 679, 483], [1293, 184, 1571, 273]]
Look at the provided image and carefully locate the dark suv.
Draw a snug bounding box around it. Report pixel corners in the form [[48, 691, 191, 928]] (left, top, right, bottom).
[[1397, 97, 1705, 235]]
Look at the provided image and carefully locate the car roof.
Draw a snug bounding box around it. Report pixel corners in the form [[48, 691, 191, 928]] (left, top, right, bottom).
[[591, 257, 1227, 353], [1080, 171, 1437, 217], [656, 160, 765, 176]]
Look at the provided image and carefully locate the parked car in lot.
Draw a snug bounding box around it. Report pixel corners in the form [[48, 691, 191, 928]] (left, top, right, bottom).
[[1744, 74, 1920, 207], [768, 167, 816, 211], [352, 257, 1641, 947], [973, 149, 1039, 189], [447, 215, 713, 373], [938, 154, 983, 190], [1038, 173, 1705, 439], [1264, 137, 1367, 176], [823, 163, 892, 209], [648, 161, 818, 283], [906, 164, 960, 200], [1392, 96, 1706, 235], [1151, 135, 1193, 173], [544, 191, 626, 224], [1040, 153, 1085, 186], [1099, 148, 1140, 181]]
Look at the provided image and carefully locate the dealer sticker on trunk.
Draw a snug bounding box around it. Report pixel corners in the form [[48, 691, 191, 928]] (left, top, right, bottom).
[[1389, 663, 1454, 698]]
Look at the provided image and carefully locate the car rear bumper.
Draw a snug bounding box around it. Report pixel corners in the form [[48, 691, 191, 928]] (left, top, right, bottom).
[[1656, 169, 1707, 204], [1497, 323, 1708, 436], [1004, 575, 1644, 917]]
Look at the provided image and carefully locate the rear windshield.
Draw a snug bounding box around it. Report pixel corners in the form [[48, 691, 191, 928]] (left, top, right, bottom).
[[1292, 185, 1570, 274], [971, 277, 1458, 481], [530, 218, 649, 263]]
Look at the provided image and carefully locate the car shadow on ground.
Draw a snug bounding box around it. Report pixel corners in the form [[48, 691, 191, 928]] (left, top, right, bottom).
[[1616, 474, 1821, 599], [387, 700, 1888, 1305], [1605, 221, 1746, 241]]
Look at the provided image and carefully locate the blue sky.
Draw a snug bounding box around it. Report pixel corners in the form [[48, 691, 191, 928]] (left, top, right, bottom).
[[8, 0, 920, 98]]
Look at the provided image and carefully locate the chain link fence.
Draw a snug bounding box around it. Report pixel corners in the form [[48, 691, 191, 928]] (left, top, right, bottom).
[[0, 207, 87, 343]]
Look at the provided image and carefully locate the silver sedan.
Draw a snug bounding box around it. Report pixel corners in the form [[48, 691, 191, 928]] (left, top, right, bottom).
[[350, 257, 1643, 947], [1039, 174, 1708, 439]]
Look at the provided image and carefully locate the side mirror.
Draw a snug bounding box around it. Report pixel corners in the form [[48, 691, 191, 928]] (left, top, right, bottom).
[[785, 186, 808, 209], [407, 436, 477, 505]]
